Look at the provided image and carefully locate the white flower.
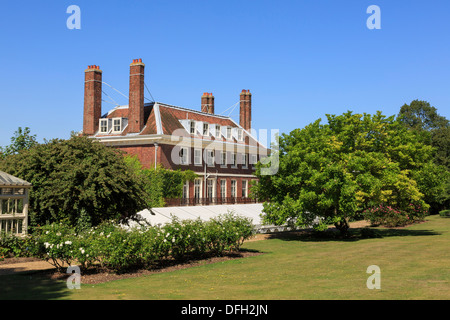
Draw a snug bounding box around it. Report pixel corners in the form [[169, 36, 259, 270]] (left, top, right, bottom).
[[45, 231, 49, 235], [65, 241, 72, 245], [172, 238, 175, 243], [44, 242, 50, 248]]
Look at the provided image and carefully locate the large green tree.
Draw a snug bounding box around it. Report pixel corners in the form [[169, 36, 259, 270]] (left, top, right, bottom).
[[0, 136, 148, 228], [254, 111, 434, 235], [398, 100, 449, 168], [398, 100, 450, 211]]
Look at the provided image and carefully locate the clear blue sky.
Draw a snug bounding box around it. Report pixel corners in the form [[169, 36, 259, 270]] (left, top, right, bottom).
[[1, 0, 449, 147]]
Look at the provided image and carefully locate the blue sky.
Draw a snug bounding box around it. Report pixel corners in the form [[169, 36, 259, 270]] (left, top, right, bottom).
[[1, 0, 449, 147]]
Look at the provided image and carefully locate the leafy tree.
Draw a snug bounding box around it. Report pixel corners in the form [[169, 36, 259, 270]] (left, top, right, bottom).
[[398, 100, 450, 168], [398, 100, 450, 211], [0, 127, 38, 158], [254, 111, 433, 235], [0, 136, 148, 228], [398, 100, 449, 132], [125, 155, 197, 207]]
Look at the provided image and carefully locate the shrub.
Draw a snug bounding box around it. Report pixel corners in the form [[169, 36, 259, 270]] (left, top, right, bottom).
[[33, 222, 78, 271], [363, 203, 428, 227], [30, 212, 255, 274], [0, 233, 37, 258], [439, 209, 450, 218]]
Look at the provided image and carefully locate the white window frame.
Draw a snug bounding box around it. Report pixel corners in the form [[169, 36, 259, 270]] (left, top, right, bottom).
[[226, 127, 232, 140], [112, 118, 122, 133], [215, 125, 221, 138], [182, 181, 189, 199], [207, 179, 215, 200], [206, 149, 214, 167], [242, 180, 248, 198], [194, 148, 202, 166], [194, 179, 202, 199], [99, 119, 109, 134], [237, 129, 243, 141], [231, 153, 237, 168], [242, 154, 248, 169], [179, 147, 189, 165], [220, 180, 227, 198], [231, 180, 237, 198], [220, 151, 227, 167], [190, 121, 196, 134], [203, 123, 209, 136]]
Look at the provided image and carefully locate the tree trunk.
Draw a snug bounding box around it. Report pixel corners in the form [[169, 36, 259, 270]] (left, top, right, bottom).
[[334, 217, 350, 237]]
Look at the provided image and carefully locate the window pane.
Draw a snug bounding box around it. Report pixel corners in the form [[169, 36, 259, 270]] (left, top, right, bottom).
[[231, 180, 237, 197], [16, 199, 24, 214]]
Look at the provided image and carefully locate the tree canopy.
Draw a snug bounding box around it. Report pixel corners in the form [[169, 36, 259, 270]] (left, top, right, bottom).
[[0, 135, 148, 228], [398, 100, 450, 169], [254, 111, 437, 234]]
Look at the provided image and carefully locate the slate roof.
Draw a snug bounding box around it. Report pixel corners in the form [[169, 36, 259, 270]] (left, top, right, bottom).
[[96, 102, 263, 147]]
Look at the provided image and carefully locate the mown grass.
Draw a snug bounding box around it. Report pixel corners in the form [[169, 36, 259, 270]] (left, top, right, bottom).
[[1, 215, 449, 300]]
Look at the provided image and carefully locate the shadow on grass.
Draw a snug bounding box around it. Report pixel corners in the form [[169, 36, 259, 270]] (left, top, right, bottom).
[[0, 270, 71, 300], [263, 226, 441, 243]]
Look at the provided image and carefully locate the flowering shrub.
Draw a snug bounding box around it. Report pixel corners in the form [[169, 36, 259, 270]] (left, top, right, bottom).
[[33, 223, 78, 271], [0, 233, 36, 258], [363, 203, 428, 227], [31, 212, 255, 273]]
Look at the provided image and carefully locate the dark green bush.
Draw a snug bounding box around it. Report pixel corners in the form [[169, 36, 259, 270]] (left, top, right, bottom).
[[439, 210, 450, 218]]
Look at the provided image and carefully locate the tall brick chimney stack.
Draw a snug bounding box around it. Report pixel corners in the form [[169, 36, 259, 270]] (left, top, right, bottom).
[[129, 58, 145, 133], [239, 89, 252, 131], [201, 92, 214, 114], [83, 65, 102, 135]]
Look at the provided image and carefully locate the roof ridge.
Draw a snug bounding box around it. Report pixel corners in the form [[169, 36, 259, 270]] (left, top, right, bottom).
[[156, 102, 232, 120]]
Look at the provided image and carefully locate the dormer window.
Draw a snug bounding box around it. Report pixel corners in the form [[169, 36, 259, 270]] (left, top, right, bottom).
[[215, 125, 221, 138], [99, 119, 110, 134], [203, 123, 209, 136], [190, 121, 196, 134], [226, 127, 232, 140], [237, 129, 243, 141], [113, 118, 122, 133]]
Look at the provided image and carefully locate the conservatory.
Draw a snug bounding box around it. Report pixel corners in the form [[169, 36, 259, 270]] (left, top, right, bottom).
[[0, 171, 31, 235]]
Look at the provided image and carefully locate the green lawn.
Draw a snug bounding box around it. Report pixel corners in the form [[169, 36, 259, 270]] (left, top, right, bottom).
[[1, 215, 449, 300]]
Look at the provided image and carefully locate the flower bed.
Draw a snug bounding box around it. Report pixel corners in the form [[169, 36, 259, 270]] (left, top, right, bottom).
[[28, 212, 255, 273]]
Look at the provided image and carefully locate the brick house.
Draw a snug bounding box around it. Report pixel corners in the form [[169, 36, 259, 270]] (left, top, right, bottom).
[[82, 59, 268, 206]]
